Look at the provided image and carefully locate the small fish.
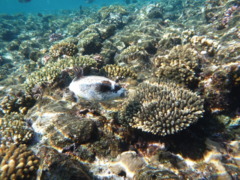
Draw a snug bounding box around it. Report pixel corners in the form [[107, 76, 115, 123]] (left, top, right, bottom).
[[69, 67, 126, 102], [18, 0, 31, 3]]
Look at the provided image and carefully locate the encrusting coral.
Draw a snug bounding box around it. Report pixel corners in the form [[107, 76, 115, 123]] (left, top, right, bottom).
[[0, 144, 39, 180], [119, 80, 204, 136], [0, 112, 34, 145]]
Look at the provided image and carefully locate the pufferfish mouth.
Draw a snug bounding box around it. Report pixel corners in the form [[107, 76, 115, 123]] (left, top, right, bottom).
[[119, 89, 128, 97]]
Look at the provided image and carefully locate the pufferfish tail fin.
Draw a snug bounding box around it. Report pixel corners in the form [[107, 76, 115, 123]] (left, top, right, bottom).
[[73, 67, 84, 81]]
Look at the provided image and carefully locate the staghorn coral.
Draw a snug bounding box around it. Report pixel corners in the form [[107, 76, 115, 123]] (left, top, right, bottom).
[[49, 42, 78, 58], [0, 144, 39, 180], [0, 91, 36, 114], [119, 81, 204, 136], [153, 44, 201, 88], [101, 64, 137, 79], [0, 112, 34, 145], [25, 55, 98, 92]]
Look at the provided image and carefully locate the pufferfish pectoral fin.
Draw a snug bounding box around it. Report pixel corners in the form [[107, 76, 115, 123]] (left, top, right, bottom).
[[73, 67, 84, 81]]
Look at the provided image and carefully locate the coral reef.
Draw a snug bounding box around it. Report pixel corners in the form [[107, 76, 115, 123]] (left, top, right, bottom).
[[115, 45, 150, 70], [204, 0, 240, 29], [101, 64, 137, 80], [153, 44, 201, 88], [26, 98, 97, 150], [98, 5, 129, 26], [134, 168, 179, 180], [25, 55, 98, 92], [0, 144, 39, 180], [0, 0, 239, 179], [200, 62, 240, 113], [138, 3, 164, 20], [49, 42, 78, 58], [109, 151, 147, 178], [0, 91, 36, 114], [37, 146, 93, 180], [119, 81, 204, 136], [0, 112, 34, 145], [190, 35, 218, 57], [77, 23, 116, 54]]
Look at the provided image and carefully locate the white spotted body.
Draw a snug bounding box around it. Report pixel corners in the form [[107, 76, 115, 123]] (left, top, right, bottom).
[[69, 68, 126, 102]]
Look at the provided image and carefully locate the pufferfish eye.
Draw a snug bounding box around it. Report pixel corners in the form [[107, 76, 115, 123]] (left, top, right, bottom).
[[113, 85, 121, 92]]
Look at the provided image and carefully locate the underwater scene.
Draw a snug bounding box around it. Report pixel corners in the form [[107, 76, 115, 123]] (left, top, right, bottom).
[[0, 0, 239, 179]]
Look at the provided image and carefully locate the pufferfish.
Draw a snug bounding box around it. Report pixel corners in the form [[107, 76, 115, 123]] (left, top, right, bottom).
[[69, 67, 127, 102]]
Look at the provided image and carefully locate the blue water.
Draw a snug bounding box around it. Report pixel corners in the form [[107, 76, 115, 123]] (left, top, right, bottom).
[[0, 0, 125, 14]]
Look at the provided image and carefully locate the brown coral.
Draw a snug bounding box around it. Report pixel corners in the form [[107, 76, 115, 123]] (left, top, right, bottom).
[[102, 64, 137, 79], [0, 91, 36, 115], [0, 144, 39, 180], [25, 55, 98, 92], [154, 44, 201, 88], [119, 81, 204, 136], [115, 45, 150, 71], [0, 113, 34, 145], [50, 42, 78, 58]]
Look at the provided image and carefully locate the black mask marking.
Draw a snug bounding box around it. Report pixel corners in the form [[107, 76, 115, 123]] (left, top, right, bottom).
[[96, 82, 112, 93]]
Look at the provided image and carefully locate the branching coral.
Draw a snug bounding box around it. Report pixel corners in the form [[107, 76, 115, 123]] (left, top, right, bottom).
[[25, 55, 98, 92], [153, 44, 201, 88], [50, 42, 78, 58], [115, 45, 150, 70], [101, 64, 137, 79], [0, 91, 36, 114], [0, 112, 34, 145], [0, 144, 39, 180], [119, 81, 204, 136]]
